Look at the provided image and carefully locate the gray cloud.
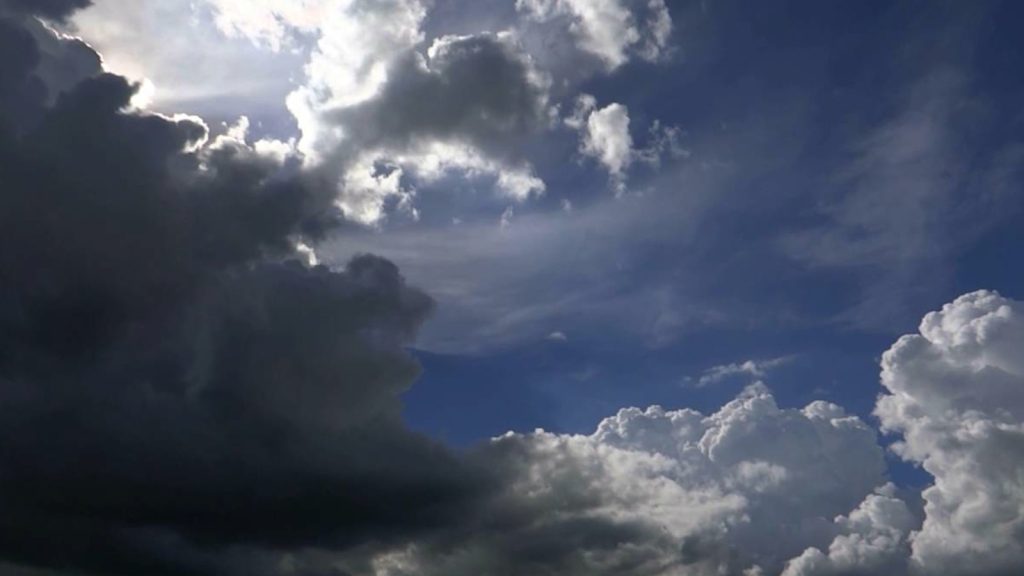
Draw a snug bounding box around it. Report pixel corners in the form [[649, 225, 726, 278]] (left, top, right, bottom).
[[0, 14, 491, 575], [330, 33, 549, 162], [0, 0, 91, 21], [296, 29, 552, 223]]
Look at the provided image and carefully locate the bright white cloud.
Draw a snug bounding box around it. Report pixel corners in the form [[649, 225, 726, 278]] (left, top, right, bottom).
[[873, 290, 1024, 575], [336, 155, 415, 226], [583, 102, 634, 179], [204, 0, 329, 51], [346, 291, 1024, 576], [516, 0, 673, 70], [69, 0, 304, 118], [285, 0, 427, 159], [281, 8, 549, 224], [783, 290, 1024, 576], [364, 383, 887, 576], [73, 0, 672, 228], [569, 95, 683, 194], [568, 95, 632, 192]]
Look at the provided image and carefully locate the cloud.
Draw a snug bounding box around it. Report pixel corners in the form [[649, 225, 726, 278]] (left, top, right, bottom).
[[873, 290, 1024, 575], [577, 99, 634, 188], [8, 2, 1024, 575], [781, 484, 917, 576], [197, 0, 677, 223], [65, 0, 306, 124], [204, 0, 328, 51], [568, 94, 684, 194], [694, 357, 793, 388], [285, 5, 551, 224], [330, 290, 1024, 576], [68, 0, 677, 226], [781, 65, 1024, 330], [516, 0, 672, 70], [0, 15, 490, 575], [782, 290, 1024, 576], [0, 0, 92, 21], [349, 383, 886, 576]]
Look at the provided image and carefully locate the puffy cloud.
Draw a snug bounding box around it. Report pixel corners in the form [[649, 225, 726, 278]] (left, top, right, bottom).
[[781, 290, 1024, 576], [874, 290, 1024, 575], [285, 0, 426, 118], [782, 484, 917, 576], [0, 14, 490, 575], [355, 383, 887, 576], [581, 101, 634, 187], [285, 5, 551, 224], [567, 94, 683, 193], [70, 0, 676, 226], [516, 0, 672, 70], [199, 0, 677, 223]]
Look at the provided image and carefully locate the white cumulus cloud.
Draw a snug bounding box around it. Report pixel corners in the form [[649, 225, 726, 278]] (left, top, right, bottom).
[[874, 290, 1024, 575], [358, 383, 887, 576], [568, 94, 683, 194], [516, 0, 673, 70], [786, 289, 1024, 576]]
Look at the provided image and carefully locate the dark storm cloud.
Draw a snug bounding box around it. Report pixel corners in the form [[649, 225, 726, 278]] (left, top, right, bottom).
[[0, 13, 493, 576], [0, 0, 91, 21]]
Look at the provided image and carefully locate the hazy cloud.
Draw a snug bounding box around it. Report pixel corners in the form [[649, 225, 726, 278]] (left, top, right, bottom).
[[516, 0, 672, 70], [694, 357, 793, 388]]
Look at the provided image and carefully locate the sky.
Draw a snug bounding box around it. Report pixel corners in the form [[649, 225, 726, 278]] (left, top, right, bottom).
[[1, 0, 1024, 575]]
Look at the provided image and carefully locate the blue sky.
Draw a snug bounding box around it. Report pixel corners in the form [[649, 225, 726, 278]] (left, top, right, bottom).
[[5, 0, 1024, 574], [113, 0, 1024, 483], [360, 0, 1024, 464]]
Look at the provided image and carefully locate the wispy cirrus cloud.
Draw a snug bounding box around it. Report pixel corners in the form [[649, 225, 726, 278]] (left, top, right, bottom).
[[690, 356, 794, 388]]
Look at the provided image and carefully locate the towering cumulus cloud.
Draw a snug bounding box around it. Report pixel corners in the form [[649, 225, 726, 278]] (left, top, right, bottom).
[[784, 290, 1024, 576], [877, 291, 1024, 575]]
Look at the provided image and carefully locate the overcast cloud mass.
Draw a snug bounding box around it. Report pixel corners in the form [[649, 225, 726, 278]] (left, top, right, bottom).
[[1, 0, 1023, 575]]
